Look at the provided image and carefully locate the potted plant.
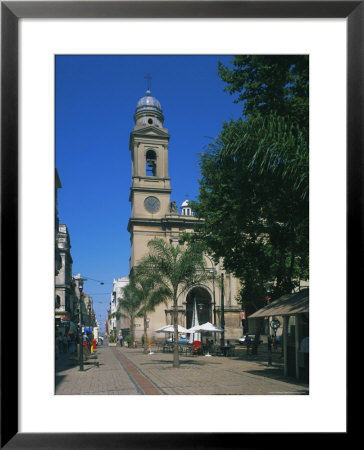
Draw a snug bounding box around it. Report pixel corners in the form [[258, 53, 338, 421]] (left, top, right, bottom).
[[108, 333, 117, 346], [125, 336, 131, 348]]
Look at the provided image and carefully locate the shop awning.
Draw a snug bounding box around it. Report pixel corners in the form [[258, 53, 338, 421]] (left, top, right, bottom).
[[248, 289, 309, 318], [69, 321, 77, 332]]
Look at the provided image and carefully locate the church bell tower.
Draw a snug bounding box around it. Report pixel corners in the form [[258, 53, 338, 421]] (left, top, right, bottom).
[[128, 87, 172, 268]]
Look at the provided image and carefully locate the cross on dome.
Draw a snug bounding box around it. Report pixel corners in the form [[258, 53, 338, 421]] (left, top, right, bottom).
[[144, 73, 152, 94], [134, 77, 164, 125]]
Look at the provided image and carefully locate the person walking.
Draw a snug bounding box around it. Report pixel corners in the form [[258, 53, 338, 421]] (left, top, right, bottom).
[[246, 335, 252, 355], [70, 334, 76, 353], [267, 335, 273, 366], [62, 334, 68, 353], [67, 333, 71, 352], [83, 333, 88, 357], [119, 334, 123, 347], [57, 334, 63, 355]]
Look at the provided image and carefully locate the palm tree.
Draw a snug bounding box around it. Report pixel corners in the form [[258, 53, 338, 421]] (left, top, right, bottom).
[[118, 282, 142, 347], [138, 238, 210, 368], [220, 114, 308, 200], [130, 269, 170, 354]]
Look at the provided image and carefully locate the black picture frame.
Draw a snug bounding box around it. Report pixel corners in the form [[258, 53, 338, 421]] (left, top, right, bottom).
[[1, 1, 356, 448]]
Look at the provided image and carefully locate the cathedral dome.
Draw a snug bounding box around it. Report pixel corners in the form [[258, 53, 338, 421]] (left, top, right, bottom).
[[136, 90, 162, 112], [134, 89, 164, 125]]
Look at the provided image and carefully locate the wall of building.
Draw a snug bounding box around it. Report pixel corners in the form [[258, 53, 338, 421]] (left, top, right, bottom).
[[55, 224, 74, 324]]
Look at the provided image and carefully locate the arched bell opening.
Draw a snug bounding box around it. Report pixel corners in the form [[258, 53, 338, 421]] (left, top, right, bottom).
[[185, 287, 212, 329], [146, 149, 157, 176]]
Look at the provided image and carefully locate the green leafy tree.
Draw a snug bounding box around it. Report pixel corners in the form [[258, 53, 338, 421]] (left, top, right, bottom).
[[218, 55, 309, 129], [138, 238, 210, 368], [192, 55, 309, 310]]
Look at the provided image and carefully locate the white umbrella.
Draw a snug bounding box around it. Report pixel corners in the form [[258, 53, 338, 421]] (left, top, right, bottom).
[[186, 322, 224, 357], [187, 322, 224, 333], [188, 299, 201, 343], [155, 324, 188, 333]]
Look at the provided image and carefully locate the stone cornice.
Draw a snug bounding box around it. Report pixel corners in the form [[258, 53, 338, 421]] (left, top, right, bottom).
[[161, 215, 204, 227], [129, 127, 170, 149], [129, 184, 172, 193], [131, 125, 169, 138], [215, 306, 241, 312], [127, 215, 204, 232], [127, 217, 162, 232]]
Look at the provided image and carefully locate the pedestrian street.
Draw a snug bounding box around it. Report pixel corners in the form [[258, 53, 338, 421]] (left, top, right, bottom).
[[55, 341, 309, 396]]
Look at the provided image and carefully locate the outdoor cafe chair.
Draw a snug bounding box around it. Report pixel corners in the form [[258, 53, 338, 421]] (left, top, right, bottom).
[[221, 344, 235, 357], [163, 343, 173, 353], [211, 344, 223, 356], [192, 341, 202, 355], [156, 342, 164, 353]]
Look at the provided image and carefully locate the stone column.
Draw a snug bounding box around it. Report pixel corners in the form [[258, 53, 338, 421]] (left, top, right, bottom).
[[283, 316, 289, 377], [295, 314, 301, 379]]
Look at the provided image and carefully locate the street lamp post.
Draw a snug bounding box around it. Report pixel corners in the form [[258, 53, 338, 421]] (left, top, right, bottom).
[[88, 300, 92, 352], [77, 277, 86, 371], [220, 273, 225, 347], [88, 301, 92, 329], [209, 268, 217, 343], [205, 254, 217, 328]]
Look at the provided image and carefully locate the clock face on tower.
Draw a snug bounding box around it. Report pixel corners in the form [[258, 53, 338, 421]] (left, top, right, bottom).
[[144, 196, 160, 213]]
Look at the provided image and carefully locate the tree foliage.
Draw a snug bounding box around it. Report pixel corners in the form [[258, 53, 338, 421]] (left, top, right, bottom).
[[192, 55, 309, 312], [118, 282, 142, 346], [130, 269, 170, 354], [118, 270, 169, 351], [218, 55, 309, 129]]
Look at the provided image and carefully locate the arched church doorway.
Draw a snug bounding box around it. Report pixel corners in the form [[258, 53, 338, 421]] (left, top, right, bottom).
[[185, 287, 211, 329]]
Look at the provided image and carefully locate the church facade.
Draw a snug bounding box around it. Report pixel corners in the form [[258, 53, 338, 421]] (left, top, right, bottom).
[[124, 88, 242, 342]]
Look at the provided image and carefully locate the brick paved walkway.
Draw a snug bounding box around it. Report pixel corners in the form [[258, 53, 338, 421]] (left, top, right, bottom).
[[55, 343, 308, 395], [55, 344, 139, 395]]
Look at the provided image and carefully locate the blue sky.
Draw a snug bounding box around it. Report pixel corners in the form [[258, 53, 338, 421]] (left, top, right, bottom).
[[56, 55, 242, 331]]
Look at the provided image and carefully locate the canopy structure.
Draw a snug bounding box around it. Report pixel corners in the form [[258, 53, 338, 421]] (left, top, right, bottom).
[[248, 289, 309, 318], [186, 322, 224, 357], [69, 321, 77, 332], [187, 322, 224, 333], [248, 289, 309, 381], [155, 324, 188, 333]]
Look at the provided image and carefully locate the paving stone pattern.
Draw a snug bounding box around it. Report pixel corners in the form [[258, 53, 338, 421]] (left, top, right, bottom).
[[55, 343, 309, 395]]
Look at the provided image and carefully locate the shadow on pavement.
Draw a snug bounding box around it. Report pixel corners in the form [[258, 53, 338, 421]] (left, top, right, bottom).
[[56, 355, 101, 373], [232, 353, 284, 366], [55, 374, 66, 388], [55, 355, 78, 373], [245, 368, 309, 389], [139, 358, 206, 367]]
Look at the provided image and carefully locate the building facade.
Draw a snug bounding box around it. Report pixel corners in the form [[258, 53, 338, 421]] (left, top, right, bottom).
[[55, 223, 75, 335], [55, 169, 63, 277], [126, 89, 242, 342], [108, 277, 129, 336]]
